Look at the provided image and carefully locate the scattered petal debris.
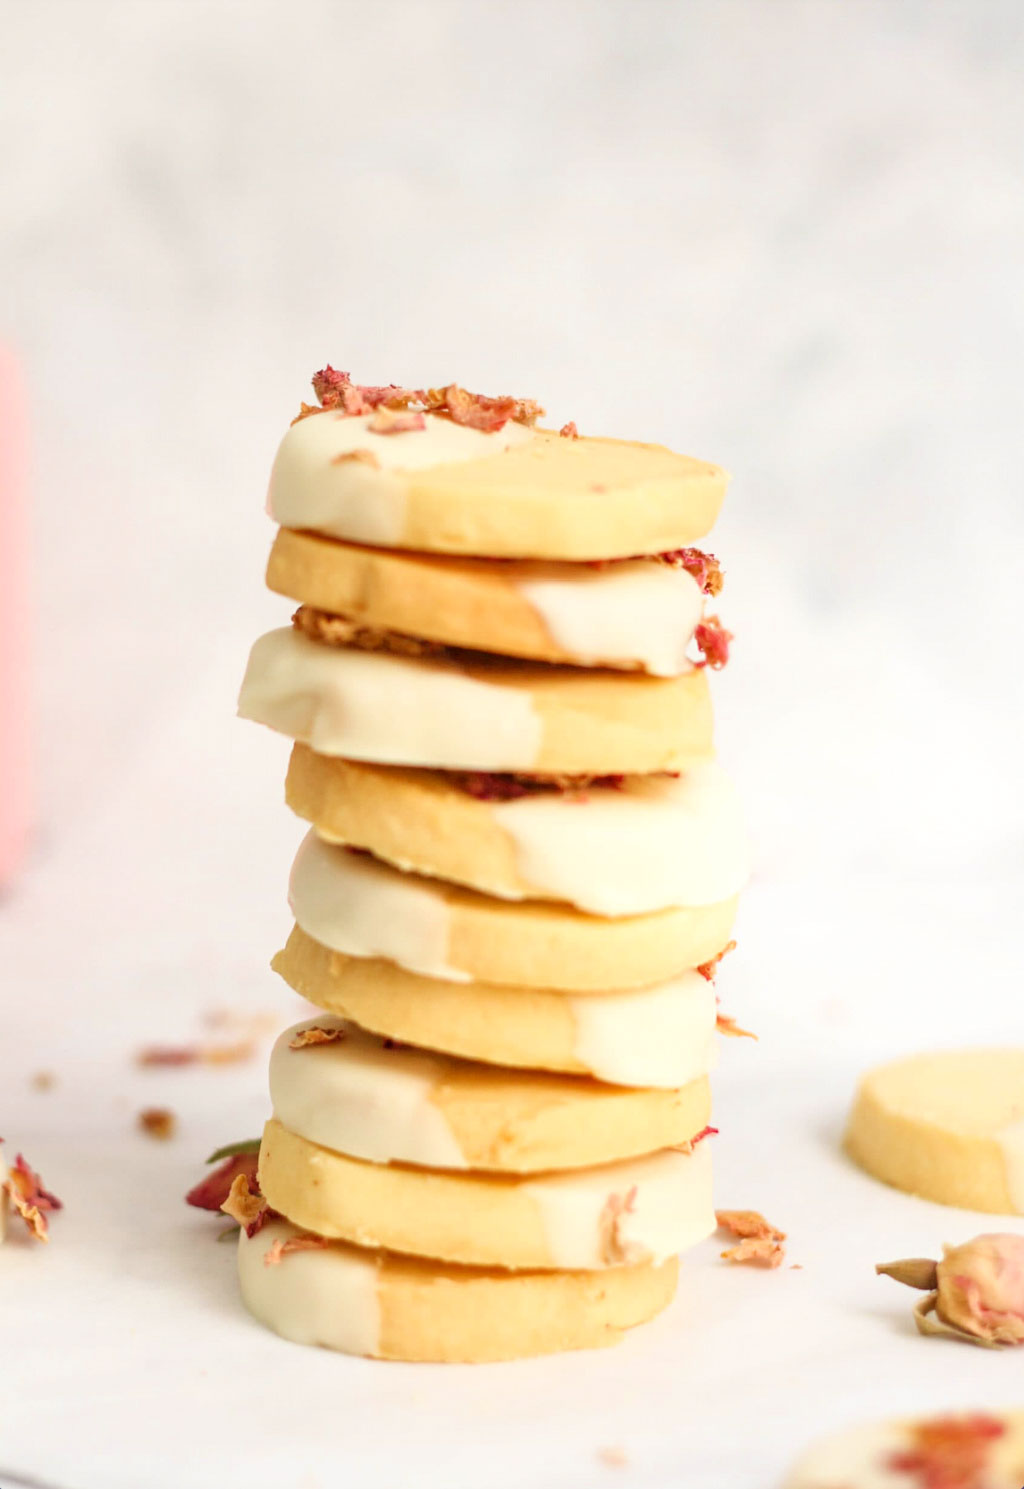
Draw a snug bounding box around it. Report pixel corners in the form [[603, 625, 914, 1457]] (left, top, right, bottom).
[[694, 615, 733, 670], [2, 1148, 63, 1242], [672, 1124, 718, 1155], [559, 421, 579, 439], [366, 407, 427, 435], [263, 1231, 330, 1267], [288, 1026, 348, 1051], [696, 941, 737, 982], [657, 547, 724, 596], [136, 1039, 257, 1068], [186, 1150, 260, 1213], [716, 1012, 758, 1040], [138, 1107, 176, 1140], [299, 368, 544, 433], [717, 1209, 786, 1269], [221, 1174, 273, 1239]]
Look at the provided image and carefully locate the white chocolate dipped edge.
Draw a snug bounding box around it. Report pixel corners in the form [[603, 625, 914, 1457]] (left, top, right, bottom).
[[238, 1220, 381, 1356], [568, 973, 719, 1088], [268, 410, 535, 546], [238, 627, 543, 771]]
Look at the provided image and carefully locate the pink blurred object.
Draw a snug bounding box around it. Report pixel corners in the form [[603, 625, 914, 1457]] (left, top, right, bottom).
[[0, 346, 30, 887]]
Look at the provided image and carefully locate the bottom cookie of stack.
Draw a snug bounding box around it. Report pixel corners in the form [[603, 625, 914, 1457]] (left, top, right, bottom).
[[238, 1219, 679, 1362]]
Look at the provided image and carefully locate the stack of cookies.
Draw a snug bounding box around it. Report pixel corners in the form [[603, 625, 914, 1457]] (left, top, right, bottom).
[[235, 371, 748, 1362]]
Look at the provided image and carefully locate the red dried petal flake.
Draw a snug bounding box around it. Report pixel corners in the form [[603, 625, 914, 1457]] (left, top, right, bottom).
[[721, 1236, 785, 1269], [673, 1124, 718, 1155], [559, 421, 579, 439], [697, 940, 737, 982], [694, 616, 733, 670], [288, 1026, 347, 1050], [313, 367, 418, 417], [136, 1040, 256, 1068], [888, 1414, 1006, 1489], [263, 1232, 330, 1267], [657, 548, 724, 597], [304, 369, 544, 430], [366, 407, 427, 435], [455, 771, 626, 802], [221, 1174, 273, 1238], [716, 1012, 758, 1041], [3, 1151, 63, 1242], [716, 1209, 786, 1243], [186, 1151, 259, 1213]]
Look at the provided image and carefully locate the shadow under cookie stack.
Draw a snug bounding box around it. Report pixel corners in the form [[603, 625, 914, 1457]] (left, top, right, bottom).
[[234, 370, 749, 1362]]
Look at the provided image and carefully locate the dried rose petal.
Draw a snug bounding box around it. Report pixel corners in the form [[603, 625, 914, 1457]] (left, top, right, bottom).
[[138, 1107, 176, 1140], [673, 1124, 718, 1155], [657, 547, 724, 597], [888, 1413, 1005, 1488], [288, 1026, 347, 1051], [186, 1151, 259, 1212], [221, 1174, 274, 1238], [694, 615, 733, 669], [696, 941, 737, 982], [366, 407, 427, 435], [721, 1237, 785, 1269], [559, 421, 579, 439], [3, 1151, 63, 1242], [716, 1012, 757, 1040], [717, 1209, 786, 1242], [263, 1232, 330, 1267]]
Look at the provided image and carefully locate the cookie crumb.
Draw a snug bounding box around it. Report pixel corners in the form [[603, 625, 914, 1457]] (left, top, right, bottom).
[[31, 1071, 56, 1091], [138, 1107, 176, 1141]]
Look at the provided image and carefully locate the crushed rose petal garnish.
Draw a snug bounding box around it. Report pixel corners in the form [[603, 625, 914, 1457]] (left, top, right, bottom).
[[186, 1151, 260, 1213], [136, 1039, 256, 1068], [717, 1209, 786, 1269], [298, 368, 544, 432], [888, 1414, 1006, 1489], [672, 1124, 718, 1156], [221, 1174, 274, 1239], [288, 1026, 347, 1051], [366, 407, 427, 435], [2, 1149, 63, 1242], [598, 1185, 643, 1266], [138, 1107, 176, 1140], [559, 421, 579, 439], [694, 615, 732, 670], [263, 1232, 330, 1267], [657, 547, 724, 597], [454, 770, 626, 802], [716, 1012, 758, 1041], [697, 941, 737, 982]]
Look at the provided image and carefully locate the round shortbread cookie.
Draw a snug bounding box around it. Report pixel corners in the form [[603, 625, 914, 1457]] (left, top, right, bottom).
[[782, 1410, 1024, 1489], [273, 925, 718, 1088], [269, 410, 727, 560], [258, 1118, 715, 1270], [270, 1014, 710, 1172], [238, 627, 713, 775], [286, 745, 749, 915], [844, 1049, 1024, 1213], [238, 1219, 679, 1361], [288, 831, 738, 990], [267, 530, 707, 676]]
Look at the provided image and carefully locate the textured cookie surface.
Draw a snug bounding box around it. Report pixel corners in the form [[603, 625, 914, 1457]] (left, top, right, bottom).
[[288, 831, 738, 990], [269, 410, 727, 560], [267, 530, 706, 675], [238, 1219, 680, 1361], [845, 1048, 1024, 1212], [287, 745, 748, 915], [258, 1118, 715, 1270], [273, 926, 719, 1087], [238, 627, 714, 774]]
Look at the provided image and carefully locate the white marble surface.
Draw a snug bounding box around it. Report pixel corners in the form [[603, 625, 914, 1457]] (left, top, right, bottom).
[[1, 2, 1023, 1486]]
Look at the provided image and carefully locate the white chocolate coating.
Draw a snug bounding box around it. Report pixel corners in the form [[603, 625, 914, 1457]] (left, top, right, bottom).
[[269, 1016, 466, 1168], [237, 1219, 381, 1356], [289, 831, 469, 982], [268, 410, 535, 545], [569, 972, 718, 1088], [237, 627, 543, 770], [517, 560, 703, 678], [524, 1140, 715, 1268], [492, 763, 750, 914]]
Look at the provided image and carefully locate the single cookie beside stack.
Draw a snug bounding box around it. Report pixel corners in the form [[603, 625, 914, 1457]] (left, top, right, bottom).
[[236, 372, 748, 1362]]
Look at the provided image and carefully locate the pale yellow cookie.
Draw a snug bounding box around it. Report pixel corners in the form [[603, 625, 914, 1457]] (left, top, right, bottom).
[[269, 411, 727, 560], [782, 1409, 1024, 1488], [271, 1014, 709, 1173], [266, 530, 707, 676], [273, 925, 718, 1088], [258, 1117, 715, 1270], [288, 831, 738, 991], [844, 1049, 1024, 1213], [238, 626, 714, 775], [286, 745, 748, 916], [238, 1219, 679, 1361]]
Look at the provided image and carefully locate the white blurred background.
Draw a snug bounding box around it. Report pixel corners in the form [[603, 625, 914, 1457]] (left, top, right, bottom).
[[2, 0, 1024, 1044]]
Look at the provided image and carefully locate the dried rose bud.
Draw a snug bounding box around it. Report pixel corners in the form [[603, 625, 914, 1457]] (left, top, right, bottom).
[[877, 1232, 1024, 1348]]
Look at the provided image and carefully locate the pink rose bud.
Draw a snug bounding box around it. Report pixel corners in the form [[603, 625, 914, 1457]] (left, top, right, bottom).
[[936, 1233, 1024, 1346]]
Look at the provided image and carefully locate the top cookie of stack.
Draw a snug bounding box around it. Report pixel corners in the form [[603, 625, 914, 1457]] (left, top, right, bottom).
[[235, 371, 746, 1363]]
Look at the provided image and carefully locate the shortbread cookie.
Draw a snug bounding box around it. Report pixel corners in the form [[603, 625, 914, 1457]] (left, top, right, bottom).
[[238, 627, 713, 774], [782, 1410, 1024, 1489], [273, 926, 718, 1087], [287, 746, 749, 915], [845, 1049, 1024, 1213], [238, 1220, 679, 1361], [270, 1015, 710, 1172], [288, 831, 738, 990], [258, 1118, 715, 1270], [267, 530, 707, 676], [269, 410, 727, 560]]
